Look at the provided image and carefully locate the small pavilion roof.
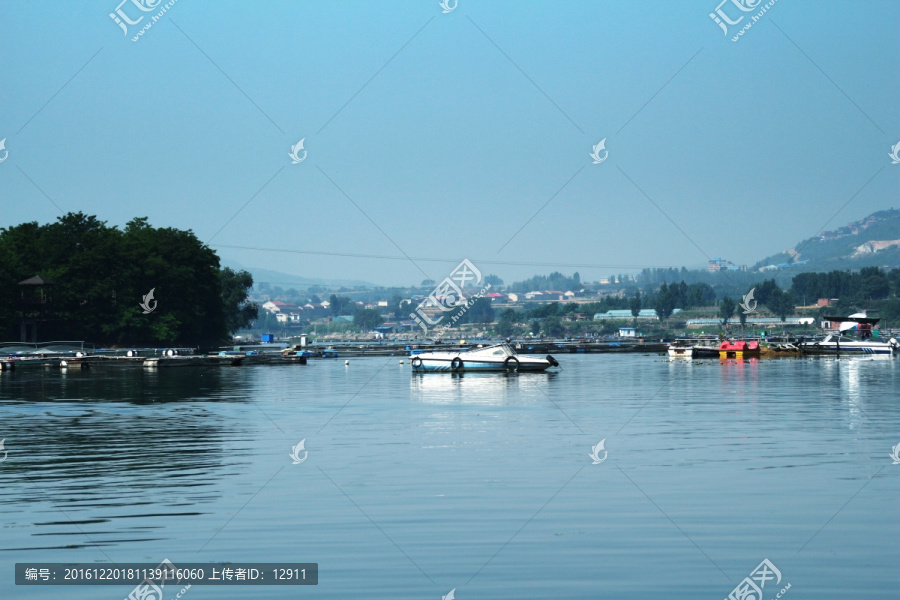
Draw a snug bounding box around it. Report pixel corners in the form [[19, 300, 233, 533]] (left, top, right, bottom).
[[18, 275, 56, 286]]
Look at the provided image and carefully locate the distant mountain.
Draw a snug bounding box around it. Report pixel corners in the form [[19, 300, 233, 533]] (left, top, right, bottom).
[[220, 259, 376, 290], [753, 208, 900, 272]]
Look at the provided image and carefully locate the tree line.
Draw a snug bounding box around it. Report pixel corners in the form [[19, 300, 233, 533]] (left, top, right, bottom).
[[490, 267, 900, 337], [509, 271, 581, 293], [0, 213, 255, 346]]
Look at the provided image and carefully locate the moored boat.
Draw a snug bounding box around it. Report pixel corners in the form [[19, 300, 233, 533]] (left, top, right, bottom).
[[410, 343, 558, 373], [799, 334, 898, 356], [719, 340, 760, 359], [799, 314, 898, 356], [667, 341, 694, 359], [692, 342, 720, 358]]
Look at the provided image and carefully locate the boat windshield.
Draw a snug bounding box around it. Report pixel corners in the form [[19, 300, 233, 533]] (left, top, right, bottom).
[[821, 334, 871, 343], [475, 343, 514, 356]]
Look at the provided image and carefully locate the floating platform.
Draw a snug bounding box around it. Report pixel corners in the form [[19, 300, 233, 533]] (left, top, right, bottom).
[[143, 355, 245, 368]]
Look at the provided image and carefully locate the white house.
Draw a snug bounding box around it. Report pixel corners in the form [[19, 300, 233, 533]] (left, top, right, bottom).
[[263, 300, 301, 314]]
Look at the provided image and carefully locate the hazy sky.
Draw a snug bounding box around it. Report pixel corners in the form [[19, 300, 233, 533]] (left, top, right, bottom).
[[2, 1, 898, 287]]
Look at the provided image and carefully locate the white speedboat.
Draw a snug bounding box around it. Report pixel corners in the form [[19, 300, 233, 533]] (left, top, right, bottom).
[[799, 333, 898, 356], [799, 314, 898, 356], [410, 343, 558, 372]]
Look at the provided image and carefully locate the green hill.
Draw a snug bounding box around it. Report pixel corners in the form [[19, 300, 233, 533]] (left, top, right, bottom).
[[753, 208, 900, 272]]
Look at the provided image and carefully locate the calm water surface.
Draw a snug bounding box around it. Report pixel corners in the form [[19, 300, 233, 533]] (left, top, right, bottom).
[[1, 354, 898, 599]]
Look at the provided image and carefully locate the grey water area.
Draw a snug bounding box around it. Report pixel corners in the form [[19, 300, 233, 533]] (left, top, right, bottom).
[[0, 354, 898, 599]]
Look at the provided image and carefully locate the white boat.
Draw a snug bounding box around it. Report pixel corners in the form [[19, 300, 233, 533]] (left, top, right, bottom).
[[667, 341, 695, 359], [410, 343, 558, 372], [799, 313, 898, 356], [799, 333, 898, 356]]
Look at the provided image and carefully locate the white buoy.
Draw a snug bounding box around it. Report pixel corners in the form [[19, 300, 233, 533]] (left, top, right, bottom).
[[345, 360, 350, 366]]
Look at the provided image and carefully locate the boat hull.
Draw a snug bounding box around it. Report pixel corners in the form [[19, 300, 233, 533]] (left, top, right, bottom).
[[410, 357, 551, 372], [719, 349, 760, 359], [799, 343, 895, 356], [692, 346, 720, 358]]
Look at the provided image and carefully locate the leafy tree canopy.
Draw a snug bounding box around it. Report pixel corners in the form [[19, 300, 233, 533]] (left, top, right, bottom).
[[353, 308, 383, 330], [0, 213, 254, 346]]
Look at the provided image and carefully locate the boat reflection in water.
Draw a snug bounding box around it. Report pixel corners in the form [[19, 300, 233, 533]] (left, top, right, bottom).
[[716, 357, 760, 389], [410, 370, 559, 406], [824, 355, 896, 431]]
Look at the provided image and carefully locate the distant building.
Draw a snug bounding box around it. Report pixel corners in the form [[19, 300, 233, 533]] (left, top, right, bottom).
[[262, 300, 300, 314], [686, 317, 813, 327], [758, 260, 808, 272], [594, 309, 659, 320], [708, 258, 732, 272], [594, 310, 631, 320], [506, 293, 519, 302], [708, 258, 748, 272], [276, 312, 304, 324], [618, 327, 636, 337]]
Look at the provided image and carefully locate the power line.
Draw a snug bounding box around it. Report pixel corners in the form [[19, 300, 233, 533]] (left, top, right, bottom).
[[211, 244, 685, 271]]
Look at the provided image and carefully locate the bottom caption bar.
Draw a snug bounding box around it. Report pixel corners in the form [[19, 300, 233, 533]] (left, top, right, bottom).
[[16, 561, 317, 585]]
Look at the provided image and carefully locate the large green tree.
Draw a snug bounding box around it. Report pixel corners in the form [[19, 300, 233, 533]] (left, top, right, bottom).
[[496, 308, 518, 337], [630, 290, 642, 326], [719, 296, 736, 326], [329, 294, 353, 316], [541, 316, 565, 337], [220, 267, 257, 333], [654, 283, 676, 321], [457, 297, 495, 324], [0, 213, 253, 346], [354, 308, 383, 330], [767, 289, 795, 322]]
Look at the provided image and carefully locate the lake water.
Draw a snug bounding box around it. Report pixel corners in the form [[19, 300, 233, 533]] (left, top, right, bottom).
[[1, 354, 898, 599]]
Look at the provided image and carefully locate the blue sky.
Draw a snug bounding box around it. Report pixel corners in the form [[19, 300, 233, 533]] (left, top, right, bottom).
[[1, 0, 898, 287]]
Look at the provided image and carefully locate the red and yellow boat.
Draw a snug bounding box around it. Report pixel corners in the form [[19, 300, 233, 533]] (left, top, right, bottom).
[[718, 340, 760, 359]]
